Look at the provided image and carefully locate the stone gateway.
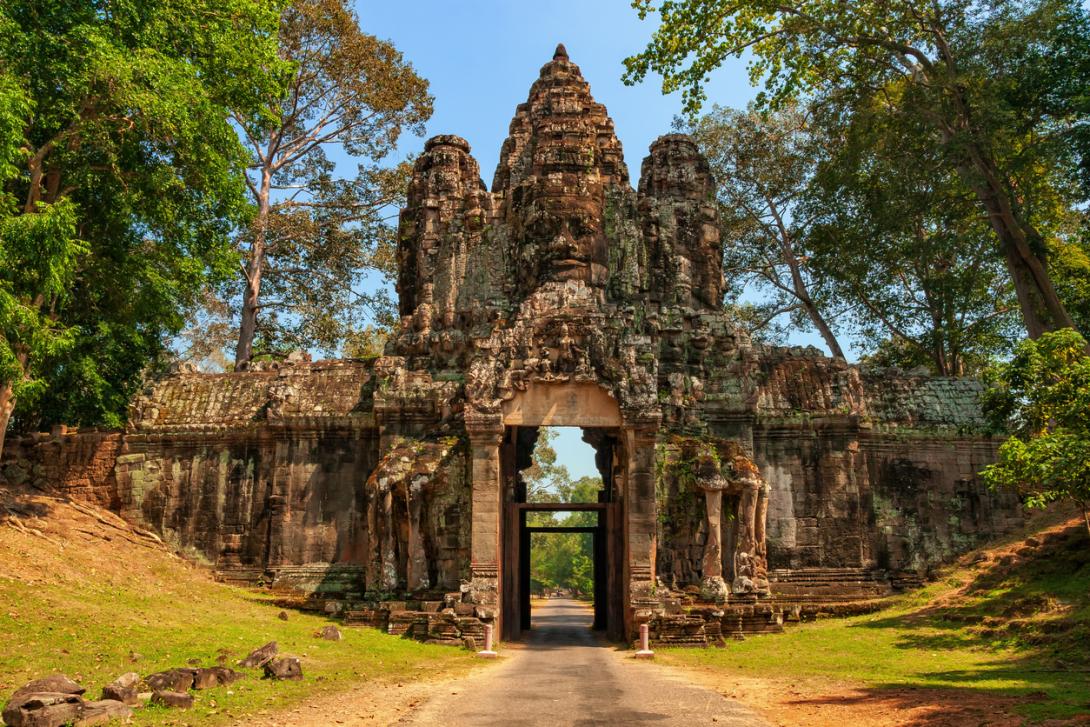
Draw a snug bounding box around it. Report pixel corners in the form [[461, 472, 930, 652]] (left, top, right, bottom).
[[2, 46, 1025, 644]]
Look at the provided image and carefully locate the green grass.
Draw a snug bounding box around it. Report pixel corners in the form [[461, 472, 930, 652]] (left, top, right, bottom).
[[0, 498, 475, 725], [658, 521, 1090, 722]]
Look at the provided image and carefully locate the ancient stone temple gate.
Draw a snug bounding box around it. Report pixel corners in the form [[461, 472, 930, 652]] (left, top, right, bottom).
[[2, 46, 1026, 645], [380, 43, 786, 639]]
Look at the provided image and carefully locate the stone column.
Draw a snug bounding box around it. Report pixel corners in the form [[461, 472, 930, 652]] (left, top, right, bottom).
[[731, 463, 771, 596], [466, 418, 504, 626], [406, 477, 430, 591], [379, 487, 398, 591], [624, 425, 659, 635], [697, 458, 729, 602]]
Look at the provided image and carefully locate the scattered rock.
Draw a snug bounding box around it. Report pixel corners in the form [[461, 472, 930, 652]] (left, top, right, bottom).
[[9, 675, 84, 698], [263, 657, 303, 681], [143, 668, 195, 693], [2, 692, 83, 727], [193, 667, 241, 690], [2, 674, 86, 727], [239, 641, 278, 668], [76, 699, 133, 726], [100, 672, 141, 705], [277, 610, 289, 621], [315, 625, 342, 641], [150, 690, 193, 709]]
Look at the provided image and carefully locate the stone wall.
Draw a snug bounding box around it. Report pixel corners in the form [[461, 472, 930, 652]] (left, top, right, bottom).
[[115, 427, 377, 591], [755, 428, 1020, 575], [1, 429, 123, 509]]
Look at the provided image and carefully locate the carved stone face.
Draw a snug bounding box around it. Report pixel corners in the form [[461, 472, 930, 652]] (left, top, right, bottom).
[[521, 195, 608, 287]]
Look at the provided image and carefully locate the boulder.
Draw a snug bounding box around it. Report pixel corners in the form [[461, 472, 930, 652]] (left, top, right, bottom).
[[100, 672, 141, 705], [2, 675, 86, 727], [75, 700, 133, 726], [150, 690, 193, 709], [7, 675, 84, 699], [2, 693, 82, 727], [315, 625, 342, 641], [192, 667, 241, 690], [238, 641, 278, 668], [262, 657, 303, 681], [143, 668, 195, 693]]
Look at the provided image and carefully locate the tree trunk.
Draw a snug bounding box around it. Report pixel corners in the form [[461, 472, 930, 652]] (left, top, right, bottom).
[[776, 224, 846, 359], [234, 169, 272, 367], [801, 297, 846, 360], [0, 381, 13, 463], [941, 95, 1075, 338]]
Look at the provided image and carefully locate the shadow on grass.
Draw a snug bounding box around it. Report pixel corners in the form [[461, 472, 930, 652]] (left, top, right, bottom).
[[0, 487, 53, 520], [841, 521, 1090, 720]]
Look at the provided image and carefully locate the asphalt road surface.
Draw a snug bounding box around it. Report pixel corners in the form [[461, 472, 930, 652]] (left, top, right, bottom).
[[400, 598, 767, 726]]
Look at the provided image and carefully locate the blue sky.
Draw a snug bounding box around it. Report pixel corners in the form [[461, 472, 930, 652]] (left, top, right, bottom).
[[357, 1, 829, 478], [360, 0, 754, 184]]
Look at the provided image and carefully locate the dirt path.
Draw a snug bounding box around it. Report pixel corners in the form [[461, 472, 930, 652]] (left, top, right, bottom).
[[398, 598, 766, 726], [667, 669, 1043, 727], [239, 675, 467, 726]]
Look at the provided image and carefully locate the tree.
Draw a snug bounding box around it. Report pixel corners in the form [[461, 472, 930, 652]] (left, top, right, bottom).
[[981, 329, 1090, 536], [684, 103, 846, 358], [624, 0, 1090, 339], [231, 0, 431, 366], [805, 91, 1021, 375], [0, 198, 86, 455], [0, 0, 288, 451]]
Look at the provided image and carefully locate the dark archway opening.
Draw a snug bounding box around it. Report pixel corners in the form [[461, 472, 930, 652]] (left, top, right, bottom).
[[500, 426, 624, 641]]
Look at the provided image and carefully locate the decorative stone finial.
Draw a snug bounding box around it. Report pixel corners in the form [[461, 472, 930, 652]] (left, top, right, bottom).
[[553, 43, 568, 61]]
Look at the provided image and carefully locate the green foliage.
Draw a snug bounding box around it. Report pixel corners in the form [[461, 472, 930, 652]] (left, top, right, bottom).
[[982, 329, 1090, 526], [625, 0, 1090, 338], [0, 0, 290, 436], [805, 90, 1022, 375], [530, 526, 595, 597], [0, 200, 87, 412]]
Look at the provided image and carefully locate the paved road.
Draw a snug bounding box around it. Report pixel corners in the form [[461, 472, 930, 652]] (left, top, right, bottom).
[[401, 598, 766, 726]]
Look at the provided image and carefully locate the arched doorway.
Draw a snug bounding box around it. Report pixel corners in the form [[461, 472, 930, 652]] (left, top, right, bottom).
[[499, 383, 625, 641]]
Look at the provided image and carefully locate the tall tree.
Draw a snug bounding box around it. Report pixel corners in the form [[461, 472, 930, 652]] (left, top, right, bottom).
[[232, 0, 431, 366], [0, 0, 287, 452], [805, 91, 1021, 375], [624, 0, 1090, 339], [684, 104, 846, 358]]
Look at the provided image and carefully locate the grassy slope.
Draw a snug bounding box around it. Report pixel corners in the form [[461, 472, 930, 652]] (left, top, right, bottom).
[[659, 512, 1090, 722], [0, 488, 475, 725]]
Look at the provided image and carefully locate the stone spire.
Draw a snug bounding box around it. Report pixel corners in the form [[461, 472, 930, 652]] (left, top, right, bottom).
[[492, 46, 630, 295], [492, 47, 628, 193]]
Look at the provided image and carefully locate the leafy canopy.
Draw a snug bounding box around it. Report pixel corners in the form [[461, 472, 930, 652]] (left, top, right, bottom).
[[982, 329, 1090, 531], [0, 0, 289, 433]]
